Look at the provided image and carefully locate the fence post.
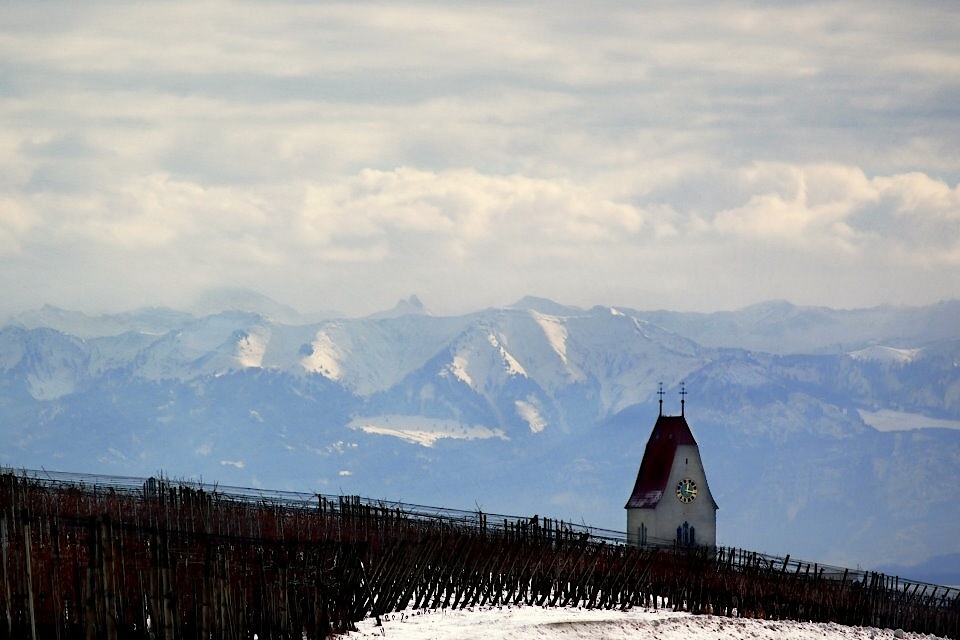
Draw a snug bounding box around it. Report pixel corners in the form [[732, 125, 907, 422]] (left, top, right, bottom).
[[1, 515, 11, 639], [24, 520, 38, 640]]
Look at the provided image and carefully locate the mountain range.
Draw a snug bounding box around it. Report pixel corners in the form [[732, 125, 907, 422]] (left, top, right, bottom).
[[2, 294, 959, 582]]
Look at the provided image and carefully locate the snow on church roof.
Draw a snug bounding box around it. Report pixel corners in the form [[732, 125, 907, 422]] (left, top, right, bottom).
[[624, 414, 698, 509]]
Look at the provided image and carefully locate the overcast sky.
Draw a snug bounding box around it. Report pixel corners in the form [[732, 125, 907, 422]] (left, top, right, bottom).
[[2, 1, 958, 318]]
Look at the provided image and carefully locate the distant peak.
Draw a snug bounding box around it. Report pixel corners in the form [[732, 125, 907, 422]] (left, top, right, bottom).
[[190, 287, 305, 324], [509, 296, 581, 316], [740, 299, 797, 314], [368, 295, 430, 319]]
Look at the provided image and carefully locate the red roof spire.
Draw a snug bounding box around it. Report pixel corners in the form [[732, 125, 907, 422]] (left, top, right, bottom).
[[624, 413, 698, 509]]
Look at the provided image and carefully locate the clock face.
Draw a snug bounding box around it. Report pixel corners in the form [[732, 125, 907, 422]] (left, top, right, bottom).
[[676, 478, 698, 504]]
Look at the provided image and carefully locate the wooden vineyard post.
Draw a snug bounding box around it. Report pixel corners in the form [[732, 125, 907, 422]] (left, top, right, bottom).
[[1, 515, 11, 639], [100, 518, 119, 640], [48, 521, 63, 640], [199, 538, 211, 640], [85, 519, 96, 640], [149, 528, 176, 640], [24, 520, 38, 640]]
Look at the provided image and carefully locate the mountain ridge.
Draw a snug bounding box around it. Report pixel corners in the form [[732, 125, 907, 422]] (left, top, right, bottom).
[[1, 296, 958, 575]]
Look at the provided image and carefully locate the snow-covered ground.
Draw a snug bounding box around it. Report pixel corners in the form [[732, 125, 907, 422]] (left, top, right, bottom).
[[346, 605, 950, 640]]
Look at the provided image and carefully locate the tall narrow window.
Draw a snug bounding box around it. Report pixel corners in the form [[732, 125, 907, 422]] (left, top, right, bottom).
[[640, 523, 647, 546]]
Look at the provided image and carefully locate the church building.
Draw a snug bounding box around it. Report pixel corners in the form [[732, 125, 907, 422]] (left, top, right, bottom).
[[625, 385, 717, 547]]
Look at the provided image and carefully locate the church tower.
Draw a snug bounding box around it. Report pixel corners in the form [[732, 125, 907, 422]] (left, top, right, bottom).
[[625, 384, 717, 547]]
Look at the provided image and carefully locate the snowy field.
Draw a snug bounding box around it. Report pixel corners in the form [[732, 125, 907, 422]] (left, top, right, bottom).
[[346, 605, 950, 640]]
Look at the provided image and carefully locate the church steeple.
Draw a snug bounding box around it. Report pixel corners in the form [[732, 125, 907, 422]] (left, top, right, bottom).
[[625, 385, 717, 548]]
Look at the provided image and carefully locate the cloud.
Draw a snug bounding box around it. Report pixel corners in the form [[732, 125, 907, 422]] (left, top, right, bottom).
[[0, 197, 35, 254], [1, 159, 959, 315], [301, 168, 645, 253], [0, 1, 958, 316], [703, 164, 960, 264], [708, 164, 871, 248]]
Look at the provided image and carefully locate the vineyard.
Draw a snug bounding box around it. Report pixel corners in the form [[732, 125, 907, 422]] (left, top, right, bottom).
[[1, 469, 958, 639]]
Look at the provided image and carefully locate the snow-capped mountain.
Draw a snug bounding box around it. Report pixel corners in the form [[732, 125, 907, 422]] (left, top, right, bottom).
[[1, 296, 958, 579]]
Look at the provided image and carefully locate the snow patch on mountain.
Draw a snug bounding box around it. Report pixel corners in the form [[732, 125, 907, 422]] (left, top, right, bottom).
[[301, 330, 343, 380], [849, 346, 922, 364], [516, 398, 547, 433], [446, 354, 472, 386], [27, 370, 79, 401], [532, 311, 569, 365], [631, 317, 653, 340], [717, 358, 770, 387], [859, 408, 960, 432], [19, 330, 89, 400], [127, 313, 270, 380], [235, 328, 269, 368], [488, 333, 527, 378], [348, 415, 509, 447], [530, 310, 586, 383]]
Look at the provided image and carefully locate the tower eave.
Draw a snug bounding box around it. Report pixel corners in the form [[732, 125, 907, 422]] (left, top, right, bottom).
[[624, 491, 663, 510]]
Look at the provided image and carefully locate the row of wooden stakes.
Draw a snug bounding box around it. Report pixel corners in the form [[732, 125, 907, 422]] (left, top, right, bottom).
[[1, 472, 958, 639]]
